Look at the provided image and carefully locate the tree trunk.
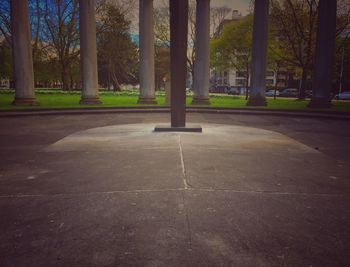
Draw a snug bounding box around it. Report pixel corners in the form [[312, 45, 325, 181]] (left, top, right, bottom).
[[190, 68, 195, 90], [274, 67, 279, 100], [298, 68, 308, 99], [70, 75, 74, 90], [111, 71, 121, 91], [155, 78, 160, 91], [61, 65, 71, 91], [245, 65, 250, 100]]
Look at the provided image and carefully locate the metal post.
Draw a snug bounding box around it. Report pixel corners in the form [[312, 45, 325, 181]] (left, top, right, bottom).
[[170, 0, 188, 127]]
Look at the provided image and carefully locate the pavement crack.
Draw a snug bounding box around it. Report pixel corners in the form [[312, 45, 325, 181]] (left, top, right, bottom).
[[181, 191, 193, 252], [178, 135, 192, 189]]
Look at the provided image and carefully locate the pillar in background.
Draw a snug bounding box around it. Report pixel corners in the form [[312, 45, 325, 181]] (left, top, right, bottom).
[[10, 0, 38, 105], [247, 0, 269, 106], [308, 0, 337, 108], [138, 0, 157, 104], [192, 0, 210, 105], [170, 0, 188, 127], [79, 0, 101, 104]]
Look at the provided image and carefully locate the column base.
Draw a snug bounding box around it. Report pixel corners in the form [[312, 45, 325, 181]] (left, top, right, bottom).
[[191, 96, 210, 105], [12, 98, 39, 106], [80, 97, 102, 105], [154, 124, 202, 133], [307, 98, 332, 109], [137, 97, 157, 104], [246, 96, 267, 106]]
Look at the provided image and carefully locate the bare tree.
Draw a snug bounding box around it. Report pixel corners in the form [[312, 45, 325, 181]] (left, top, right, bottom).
[[0, 1, 11, 45], [336, 0, 350, 52], [270, 0, 319, 99], [43, 0, 80, 90], [154, 0, 197, 87], [154, 5, 170, 47], [270, 0, 350, 99], [210, 6, 232, 37]]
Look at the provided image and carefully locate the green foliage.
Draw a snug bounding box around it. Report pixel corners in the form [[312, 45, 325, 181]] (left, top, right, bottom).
[[155, 46, 170, 90], [97, 4, 139, 90], [335, 34, 350, 91], [0, 41, 12, 79], [210, 15, 253, 73]]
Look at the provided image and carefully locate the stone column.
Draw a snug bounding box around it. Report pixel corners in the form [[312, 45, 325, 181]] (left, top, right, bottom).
[[170, 0, 188, 127], [192, 0, 210, 105], [10, 0, 38, 105], [247, 0, 269, 106], [138, 0, 157, 104], [308, 0, 337, 108], [79, 0, 101, 104]]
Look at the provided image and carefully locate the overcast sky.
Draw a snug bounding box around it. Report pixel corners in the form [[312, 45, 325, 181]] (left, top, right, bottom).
[[130, 0, 250, 33], [153, 0, 250, 14], [206, 0, 250, 13]]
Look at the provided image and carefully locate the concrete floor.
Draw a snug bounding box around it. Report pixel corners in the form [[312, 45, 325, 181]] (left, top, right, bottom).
[[0, 113, 349, 267]]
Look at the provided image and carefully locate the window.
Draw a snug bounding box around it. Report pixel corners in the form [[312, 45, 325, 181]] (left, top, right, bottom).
[[236, 79, 245, 86], [236, 71, 247, 77], [266, 79, 274, 85]]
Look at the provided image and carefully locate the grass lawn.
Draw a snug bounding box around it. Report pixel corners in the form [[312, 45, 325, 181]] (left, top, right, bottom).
[[1, 90, 350, 112]]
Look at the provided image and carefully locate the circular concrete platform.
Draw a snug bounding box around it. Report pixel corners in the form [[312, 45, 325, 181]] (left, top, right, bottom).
[[45, 123, 317, 154], [1, 115, 350, 267]]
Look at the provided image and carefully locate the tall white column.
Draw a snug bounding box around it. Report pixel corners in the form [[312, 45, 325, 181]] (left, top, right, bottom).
[[192, 0, 210, 105], [138, 0, 157, 104], [11, 0, 38, 105], [79, 0, 101, 104], [247, 0, 269, 106]]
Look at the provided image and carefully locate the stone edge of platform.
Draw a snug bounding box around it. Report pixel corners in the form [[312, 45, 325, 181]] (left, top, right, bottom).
[[0, 107, 350, 120]]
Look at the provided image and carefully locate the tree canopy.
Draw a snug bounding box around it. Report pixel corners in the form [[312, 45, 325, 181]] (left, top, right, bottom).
[[97, 3, 138, 90]]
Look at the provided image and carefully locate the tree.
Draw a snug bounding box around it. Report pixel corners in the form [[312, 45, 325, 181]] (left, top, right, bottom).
[[154, 0, 197, 87], [335, 32, 350, 94], [270, 0, 319, 99], [210, 15, 253, 99], [154, 45, 170, 90], [96, 3, 138, 90], [153, 7, 170, 90], [270, 0, 350, 99], [210, 6, 232, 37], [0, 1, 11, 45], [43, 0, 80, 90], [0, 40, 12, 82], [267, 39, 286, 99]]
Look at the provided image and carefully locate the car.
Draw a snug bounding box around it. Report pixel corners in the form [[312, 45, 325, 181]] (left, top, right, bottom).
[[280, 88, 298, 97], [334, 91, 350, 100], [209, 85, 229, 93], [305, 90, 313, 98], [265, 89, 279, 97], [228, 87, 240, 95]]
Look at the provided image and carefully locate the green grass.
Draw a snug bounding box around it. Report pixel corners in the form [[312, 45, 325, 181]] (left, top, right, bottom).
[[1, 90, 350, 112]]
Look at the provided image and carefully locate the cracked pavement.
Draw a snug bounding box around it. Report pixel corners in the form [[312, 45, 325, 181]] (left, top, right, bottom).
[[0, 113, 349, 267]]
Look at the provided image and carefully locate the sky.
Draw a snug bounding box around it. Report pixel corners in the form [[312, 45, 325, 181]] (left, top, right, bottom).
[[153, 0, 250, 14], [205, 0, 250, 14], [130, 0, 250, 33]]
